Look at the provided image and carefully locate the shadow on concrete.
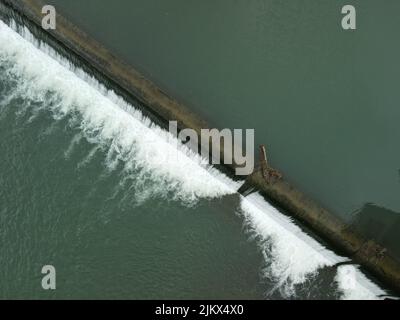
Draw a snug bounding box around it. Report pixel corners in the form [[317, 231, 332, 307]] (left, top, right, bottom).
[[351, 203, 400, 258]]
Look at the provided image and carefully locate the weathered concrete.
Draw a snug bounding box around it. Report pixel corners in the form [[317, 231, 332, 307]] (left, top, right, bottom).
[[1, 0, 400, 294]]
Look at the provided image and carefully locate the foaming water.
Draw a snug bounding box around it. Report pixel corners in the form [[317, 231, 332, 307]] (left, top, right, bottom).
[[335, 265, 386, 300], [0, 19, 238, 205], [239, 193, 385, 299], [239, 193, 341, 297], [0, 18, 387, 299]]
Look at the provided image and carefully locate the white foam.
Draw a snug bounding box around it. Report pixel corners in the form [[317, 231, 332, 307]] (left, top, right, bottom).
[[335, 265, 385, 300], [239, 192, 343, 297], [0, 19, 238, 204], [0, 18, 388, 299], [239, 192, 388, 299]]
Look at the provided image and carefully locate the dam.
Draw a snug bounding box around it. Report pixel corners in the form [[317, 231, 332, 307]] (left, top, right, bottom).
[[0, 0, 399, 299]]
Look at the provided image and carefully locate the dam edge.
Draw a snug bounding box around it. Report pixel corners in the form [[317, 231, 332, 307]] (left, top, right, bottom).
[[1, 0, 399, 295]]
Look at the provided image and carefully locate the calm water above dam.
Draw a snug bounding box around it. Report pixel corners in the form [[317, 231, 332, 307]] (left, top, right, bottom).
[[0, 0, 399, 299]]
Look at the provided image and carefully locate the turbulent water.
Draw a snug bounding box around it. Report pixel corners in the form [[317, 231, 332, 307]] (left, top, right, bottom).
[[0, 18, 386, 299]]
